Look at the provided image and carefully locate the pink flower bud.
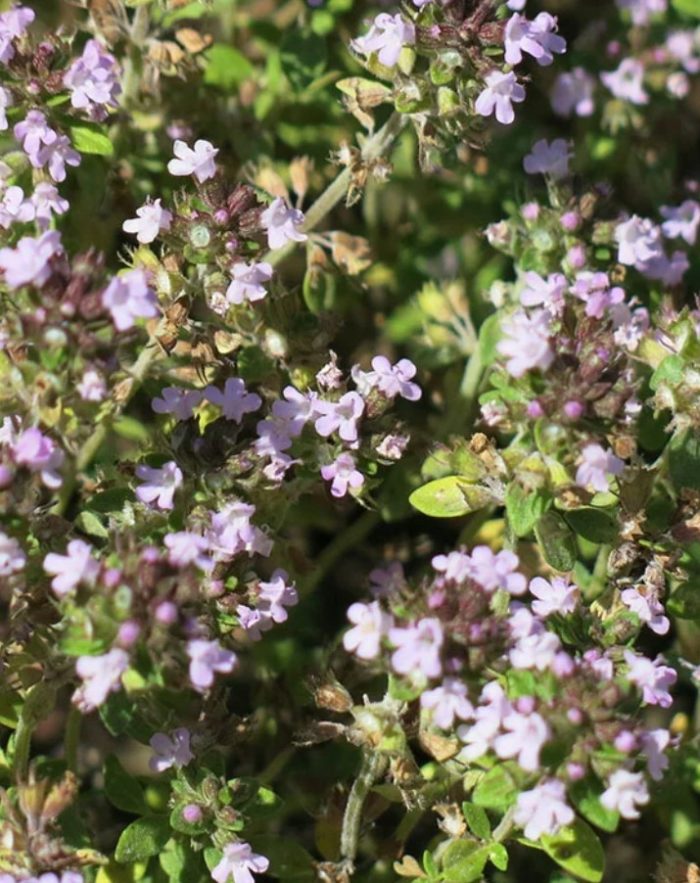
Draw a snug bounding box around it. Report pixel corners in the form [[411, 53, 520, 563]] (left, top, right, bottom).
[[103, 568, 122, 589], [522, 201, 540, 221], [527, 399, 545, 418], [563, 400, 584, 420], [118, 620, 141, 647], [614, 730, 637, 753], [560, 211, 580, 231], [0, 465, 13, 488], [155, 600, 178, 625], [182, 803, 203, 823], [567, 707, 584, 725], [567, 762, 586, 781]]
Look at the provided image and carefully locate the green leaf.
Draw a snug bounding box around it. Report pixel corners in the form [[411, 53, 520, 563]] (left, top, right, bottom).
[[249, 836, 315, 883], [75, 510, 109, 540], [569, 778, 620, 833], [667, 578, 700, 620], [506, 484, 551, 538], [409, 476, 490, 518], [114, 816, 170, 863], [535, 511, 577, 572], [673, 0, 700, 17], [204, 45, 254, 91], [668, 429, 700, 491], [539, 819, 605, 883], [160, 839, 206, 882], [442, 840, 491, 883], [472, 766, 518, 811], [650, 354, 684, 391], [478, 313, 502, 366], [69, 123, 114, 156], [489, 843, 508, 871], [279, 30, 327, 90], [104, 756, 147, 815], [462, 802, 491, 839], [563, 507, 618, 544]]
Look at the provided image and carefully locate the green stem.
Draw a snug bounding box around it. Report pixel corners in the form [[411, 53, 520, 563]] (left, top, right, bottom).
[[64, 707, 81, 774], [266, 111, 406, 269], [492, 806, 515, 843], [340, 749, 388, 865], [305, 510, 380, 595], [13, 682, 56, 779]]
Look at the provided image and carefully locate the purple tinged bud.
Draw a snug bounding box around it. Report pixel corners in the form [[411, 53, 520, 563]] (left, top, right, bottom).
[[527, 399, 545, 418], [563, 400, 584, 420], [214, 209, 229, 225], [521, 201, 540, 221], [225, 236, 239, 253], [553, 652, 575, 677], [118, 620, 141, 647], [614, 730, 637, 752], [155, 600, 178, 625], [560, 211, 580, 231], [182, 803, 203, 823], [103, 568, 122, 588], [567, 244, 586, 269], [0, 465, 13, 488], [427, 588, 446, 609], [567, 762, 586, 781], [567, 707, 584, 725], [141, 546, 160, 564]]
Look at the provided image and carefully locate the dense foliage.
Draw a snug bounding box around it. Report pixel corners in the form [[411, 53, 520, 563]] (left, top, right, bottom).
[[1, 0, 700, 881]]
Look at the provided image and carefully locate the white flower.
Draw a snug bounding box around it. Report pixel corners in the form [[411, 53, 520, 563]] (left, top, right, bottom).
[[529, 576, 579, 617], [122, 198, 172, 244], [514, 779, 574, 840], [226, 262, 273, 305], [77, 368, 107, 402], [497, 309, 553, 378], [167, 139, 218, 182], [43, 539, 100, 597], [260, 197, 307, 250], [73, 648, 129, 711], [0, 532, 25, 575], [420, 678, 474, 729], [600, 770, 649, 819], [212, 841, 270, 883], [343, 601, 392, 659], [575, 444, 624, 493], [475, 70, 526, 125], [351, 13, 415, 68]]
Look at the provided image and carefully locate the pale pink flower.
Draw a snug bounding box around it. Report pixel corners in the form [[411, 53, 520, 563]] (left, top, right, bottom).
[[152, 387, 203, 421], [261, 197, 307, 250], [529, 576, 579, 617], [421, 678, 474, 729], [494, 708, 550, 771], [77, 368, 107, 402], [206, 378, 262, 422], [504, 12, 566, 67], [497, 309, 553, 377], [226, 262, 273, 305], [135, 461, 183, 510], [343, 600, 392, 659], [149, 728, 194, 772], [475, 70, 526, 125], [102, 268, 159, 331], [467, 546, 527, 595], [187, 639, 238, 691], [389, 617, 444, 679], [601, 58, 648, 105], [620, 586, 669, 635], [0, 532, 25, 575], [624, 651, 676, 707], [321, 452, 364, 498], [601, 770, 649, 819], [257, 569, 298, 624], [0, 230, 62, 288], [640, 728, 670, 781], [551, 67, 596, 117], [314, 392, 364, 443], [514, 779, 574, 840], [168, 139, 218, 182], [122, 198, 172, 244], [660, 200, 700, 245], [73, 648, 129, 711], [43, 539, 100, 597], [519, 271, 567, 314], [575, 444, 624, 493], [523, 138, 571, 180], [211, 841, 270, 883], [351, 13, 415, 68]]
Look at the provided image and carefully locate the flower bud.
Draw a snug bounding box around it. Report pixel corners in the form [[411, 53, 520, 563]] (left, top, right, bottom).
[[182, 803, 203, 823]]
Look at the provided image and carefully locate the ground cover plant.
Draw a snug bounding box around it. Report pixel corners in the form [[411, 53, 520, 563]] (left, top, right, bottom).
[[1, 0, 700, 880]]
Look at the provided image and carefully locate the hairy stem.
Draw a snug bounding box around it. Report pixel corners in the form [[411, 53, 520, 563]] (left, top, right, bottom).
[[340, 749, 388, 865]]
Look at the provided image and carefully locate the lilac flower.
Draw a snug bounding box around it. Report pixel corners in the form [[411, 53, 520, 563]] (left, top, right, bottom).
[[43, 539, 100, 597], [514, 779, 575, 841], [272, 386, 319, 437], [0, 5, 35, 64], [257, 569, 298, 624], [343, 601, 392, 659], [226, 262, 273, 305], [621, 586, 669, 635], [601, 770, 649, 819], [497, 309, 553, 378], [206, 378, 262, 423], [624, 651, 676, 707], [321, 452, 365, 498], [520, 271, 567, 315], [102, 268, 159, 331], [237, 605, 271, 641], [457, 682, 511, 762], [30, 182, 69, 230], [615, 215, 663, 267], [529, 576, 579, 617], [507, 0, 527, 7], [135, 461, 183, 510], [575, 444, 624, 493], [43, 135, 81, 183], [187, 639, 238, 691], [261, 197, 307, 250], [523, 138, 571, 180], [432, 550, 471, 584], [616, 0, 666, 25], [466, 546, 527, 595], [494, 708, 550, 771], [389, 617, 444, 679], [314, 392, 365, 443], [149, 728, 194, 772], [570, 272, 625, 319], [122, 198, 172, 244], [0, 532, 25, 575], [551, 67, 596, 117], [509, 619, 563, 671], [77, 368, 107, 402], [475, 71, 526, 125], [11, 426, 64, 488], [601, 58, 648, 105], [376, 433, 410, 460], [168, 139, 218, 182], [504, 13, 566, 67], [63, 39, 121, 120], [73, 648, 129, 711], [660, 200, 700, 245], [0, 185, 34, 228], [164, 531, 212, 570], [207, 500, 272, 560], [421, 678, 474, 729], [0, 230, 62, 288], [14, 111, 57, 166], [211, 841, 270, 883], [152, 387, 203, 421], [354, 356, 421, 401], [351, 13, 415, 68], [640, 728, 670, 781], [667, 30, 700, 73]]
